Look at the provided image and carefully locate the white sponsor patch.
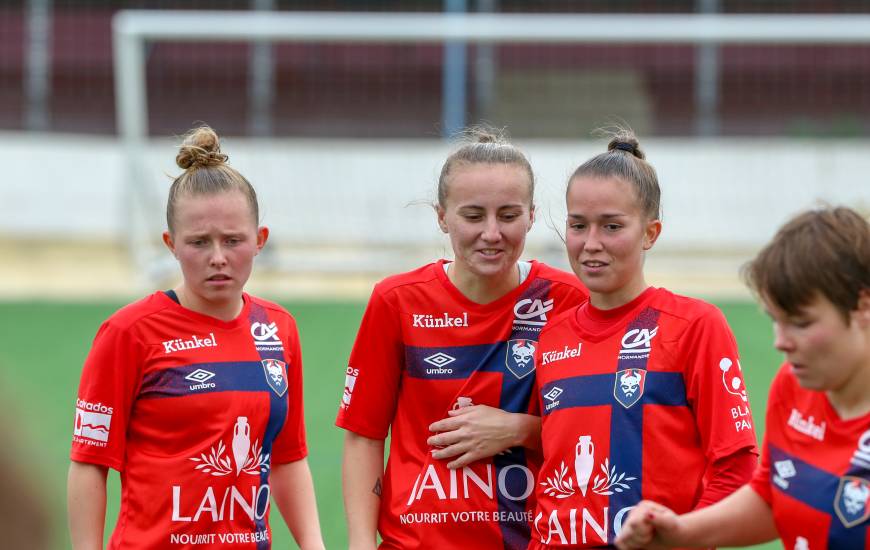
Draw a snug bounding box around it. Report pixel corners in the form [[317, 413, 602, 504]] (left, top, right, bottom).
[[74, 408, 112, 443]]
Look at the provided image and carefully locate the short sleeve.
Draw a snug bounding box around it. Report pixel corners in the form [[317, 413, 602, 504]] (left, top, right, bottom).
[[749, 367, 788, 504], [272, 316, 308, 463], [70, 321, 144, 471], [335, 285, 404, 440], [680, 306, 759, 461]]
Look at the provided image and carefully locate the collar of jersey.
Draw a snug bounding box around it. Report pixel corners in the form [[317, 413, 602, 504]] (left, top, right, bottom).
[[570, 286, 659, 342], [156, 290, 252, 330], [434, 258, 541, 312]]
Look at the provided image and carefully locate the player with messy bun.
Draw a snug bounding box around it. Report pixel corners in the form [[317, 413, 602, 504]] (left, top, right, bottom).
[[68, 126, 324, 549], [528, 127, 758, 547], [337, 126, 587, 549]]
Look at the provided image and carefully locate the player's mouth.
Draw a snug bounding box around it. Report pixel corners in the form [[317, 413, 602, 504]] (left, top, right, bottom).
[[476, 248, 504, 258], [581, 259, 609, 273], [206, 274, 233, 286]]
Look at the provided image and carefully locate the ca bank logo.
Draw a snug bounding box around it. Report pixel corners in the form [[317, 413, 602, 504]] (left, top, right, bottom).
[[513, 298, 554, 328], [505, 339, 536, 379], [262, 359, 287, 397], [834, 476, 870, 528], [613, 368, 646, 409], [619, 326, 657, 358], [251, 321, 282, 351]]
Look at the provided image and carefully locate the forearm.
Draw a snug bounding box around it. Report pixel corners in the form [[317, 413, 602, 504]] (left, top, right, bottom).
[[675, 485, 778, 547], [271, 459, 324, 550], [343, 432, 385, 550], [67, 461, 108, 550]]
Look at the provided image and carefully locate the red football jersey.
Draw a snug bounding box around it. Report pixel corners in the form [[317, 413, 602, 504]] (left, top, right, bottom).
[[335, 260, 587, 550], [749, 364, 870, 549], [531, 287, 758, 548], [70, 292, 307, 550]]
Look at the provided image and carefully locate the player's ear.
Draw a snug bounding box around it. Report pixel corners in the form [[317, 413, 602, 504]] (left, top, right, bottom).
[[255, 226, 269, 255], [642, 218, 662, 250], [436, 205, 449, 234], [853, 288, 870, 328], [162, 231, 176, 257]]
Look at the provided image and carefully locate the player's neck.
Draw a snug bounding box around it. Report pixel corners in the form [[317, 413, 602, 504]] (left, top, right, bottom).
[[589, 275, 649, 311], [827, 355, 870, 421], [448, 262, 519, 305], [175, 286, 244, 322]]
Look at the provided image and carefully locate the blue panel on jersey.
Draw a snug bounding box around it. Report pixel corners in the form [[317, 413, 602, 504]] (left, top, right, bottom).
[[406, 342, 507, 380], [540, 372, 686, 415], [139, 361, 272, 399], [769, 444, 869, 548]]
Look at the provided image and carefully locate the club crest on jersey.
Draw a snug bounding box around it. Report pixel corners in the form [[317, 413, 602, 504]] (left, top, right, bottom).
[[505, 339, 536, 379], [834, 476, 870, 528], [261, 359, 287, 397], [613, 368, 646, 409]]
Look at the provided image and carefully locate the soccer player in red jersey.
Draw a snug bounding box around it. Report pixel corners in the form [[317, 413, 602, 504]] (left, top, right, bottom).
[[616, 206, 870, 550], [530, 129, 759, 548], [336, 128, 588, 550], [67, 127, 324, 550]]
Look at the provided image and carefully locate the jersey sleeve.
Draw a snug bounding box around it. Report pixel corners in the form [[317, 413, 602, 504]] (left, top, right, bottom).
[[335, 285, 404, 440], [748, 365, 789, 504], [272, 316, 308, 463], [70, 320, 145, 471], [679, 306, 758, 462]]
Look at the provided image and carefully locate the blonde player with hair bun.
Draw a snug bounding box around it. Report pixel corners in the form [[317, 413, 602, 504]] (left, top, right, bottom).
[[68, 126, 324, 550], [337, 126, 588, 550]]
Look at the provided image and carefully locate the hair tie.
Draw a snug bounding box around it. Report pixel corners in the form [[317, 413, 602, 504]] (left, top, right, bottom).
[[613, 142, 635, 153]]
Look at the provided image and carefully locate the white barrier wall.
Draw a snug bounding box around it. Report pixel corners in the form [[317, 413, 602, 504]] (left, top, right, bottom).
[[2, 132, 868, 250]]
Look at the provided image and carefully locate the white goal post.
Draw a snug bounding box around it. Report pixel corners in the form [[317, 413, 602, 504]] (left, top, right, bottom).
[[112, 11, 870, 286]]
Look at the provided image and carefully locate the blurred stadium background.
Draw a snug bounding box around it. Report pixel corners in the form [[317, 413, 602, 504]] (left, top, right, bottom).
[[2, 1, 870, 548]]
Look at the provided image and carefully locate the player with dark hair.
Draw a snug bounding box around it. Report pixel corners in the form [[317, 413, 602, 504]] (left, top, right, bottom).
[[616, 206, 870, 550], [529, 129, 759, 547], [67, 126, 324, 550], [337, 127, 588, 550]]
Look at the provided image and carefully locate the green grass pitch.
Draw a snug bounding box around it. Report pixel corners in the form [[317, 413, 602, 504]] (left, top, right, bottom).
[[0, 299, 781, 549]]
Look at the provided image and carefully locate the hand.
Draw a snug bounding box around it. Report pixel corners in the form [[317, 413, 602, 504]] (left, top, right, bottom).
[[427, 405, 519, 469], [615, 500, 680, 550]]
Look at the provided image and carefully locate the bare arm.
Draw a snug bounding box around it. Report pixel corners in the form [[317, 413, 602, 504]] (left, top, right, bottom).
[[343, 432, 385, 550], [427, 405, 541, 469], [615, 485, 778, 549], [271, 459, 325, 550], [67, 461, 108, 550]]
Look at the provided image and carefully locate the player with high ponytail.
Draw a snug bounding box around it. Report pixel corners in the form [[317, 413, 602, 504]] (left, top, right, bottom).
[[528, 128, 759, 548], [616, 206, 870, 550], [336, 126, 588, 550], [68, 126, 324, 549]]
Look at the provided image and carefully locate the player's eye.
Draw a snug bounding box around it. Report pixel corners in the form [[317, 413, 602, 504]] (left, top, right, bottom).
[[604, 223, 623, 231]]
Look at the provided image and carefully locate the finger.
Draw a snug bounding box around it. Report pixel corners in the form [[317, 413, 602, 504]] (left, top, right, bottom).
[[427, 430, 465, 448], [447, 405, 479, 416], [429, 416, 463, 433], [446, 450, 483, 469], [431, 441, 469, 460]]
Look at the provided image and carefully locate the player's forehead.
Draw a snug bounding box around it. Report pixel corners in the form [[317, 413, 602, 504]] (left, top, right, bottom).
[[444, 163, 533, 207]]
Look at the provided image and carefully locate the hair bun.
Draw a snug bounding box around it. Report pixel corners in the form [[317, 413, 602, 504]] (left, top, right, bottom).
[[607, 134, 645, 160], [176, 125, 229, 170]]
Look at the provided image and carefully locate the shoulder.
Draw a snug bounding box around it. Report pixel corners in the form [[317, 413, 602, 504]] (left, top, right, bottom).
[[540, 304, 580, 338], [652, 287, 727, 326], [371, 262, 441, 298], [103, 291, 174, 331], [532, 261, 587, 294], [249, 295, 296, 324]]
